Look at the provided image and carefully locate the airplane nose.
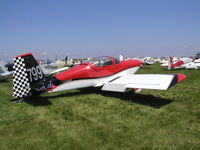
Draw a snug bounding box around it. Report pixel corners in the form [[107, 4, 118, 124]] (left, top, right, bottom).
[[177, 74, 186, 83]]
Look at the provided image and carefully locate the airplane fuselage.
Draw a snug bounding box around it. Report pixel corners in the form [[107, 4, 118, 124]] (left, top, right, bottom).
[[55, 58, 141, 81], [48, 66, 140, 93], [48, 57, 142, 93]]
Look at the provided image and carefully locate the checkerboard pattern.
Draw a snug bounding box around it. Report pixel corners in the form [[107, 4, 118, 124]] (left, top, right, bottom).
[[13, 57, 31, 98]]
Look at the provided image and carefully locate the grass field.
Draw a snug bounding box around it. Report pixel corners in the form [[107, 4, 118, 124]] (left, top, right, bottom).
[[0, 63, 200, 150]]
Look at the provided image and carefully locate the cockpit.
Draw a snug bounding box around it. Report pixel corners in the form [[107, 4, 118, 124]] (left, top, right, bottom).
[[86, 56, 120, 67]]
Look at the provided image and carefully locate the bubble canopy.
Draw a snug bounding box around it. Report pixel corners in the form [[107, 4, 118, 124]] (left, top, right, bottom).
[[85, 56, 119, 67]]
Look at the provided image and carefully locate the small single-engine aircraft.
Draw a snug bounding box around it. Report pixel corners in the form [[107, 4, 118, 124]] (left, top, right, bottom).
[[39, 59, 69, 75], [184, 58, 200, 69], [142, 57, 156, 65], [12, 53, 186, 100], [40, 64, 69, 75], [0, 61, 13, 81], [161, 57, 195, 70]]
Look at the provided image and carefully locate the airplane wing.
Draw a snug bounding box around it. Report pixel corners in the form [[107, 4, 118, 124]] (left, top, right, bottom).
[[101, 74, 185, 92]]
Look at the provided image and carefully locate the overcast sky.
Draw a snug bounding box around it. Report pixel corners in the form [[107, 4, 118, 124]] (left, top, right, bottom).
[[0, 0, 200, 60]]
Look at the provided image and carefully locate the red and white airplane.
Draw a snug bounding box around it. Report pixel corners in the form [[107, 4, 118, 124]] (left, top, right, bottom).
[[161, 57, 196, 70], [12, 53, 186, 100]]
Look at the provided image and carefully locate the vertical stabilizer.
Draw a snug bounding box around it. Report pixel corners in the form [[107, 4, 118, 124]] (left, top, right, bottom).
[[13, 53, 45, 99]]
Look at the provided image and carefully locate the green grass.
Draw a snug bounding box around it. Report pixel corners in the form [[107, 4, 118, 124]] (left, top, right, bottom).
[[0, 63, 200, 150]]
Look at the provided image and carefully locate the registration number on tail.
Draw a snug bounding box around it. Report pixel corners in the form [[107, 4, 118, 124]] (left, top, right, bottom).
[[27, 66, 44, 82]]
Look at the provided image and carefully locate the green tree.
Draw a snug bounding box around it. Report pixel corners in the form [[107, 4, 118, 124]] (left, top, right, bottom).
[[196, 52, 200, 58]]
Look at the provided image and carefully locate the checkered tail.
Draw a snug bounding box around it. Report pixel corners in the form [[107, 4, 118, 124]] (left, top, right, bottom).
[[13, 57, 31, 98]]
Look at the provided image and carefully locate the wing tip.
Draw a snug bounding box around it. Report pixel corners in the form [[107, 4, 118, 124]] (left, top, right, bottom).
[[177, 74, 186, 83], [168, 74, 186, 89]]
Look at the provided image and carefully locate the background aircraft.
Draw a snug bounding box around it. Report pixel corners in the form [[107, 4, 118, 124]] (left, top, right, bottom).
[[184, 58, 200, 69], [160, 57, 198, 70], [142, 57, 156, 65], [39, 60, 69, 75], [0, 61, 13, 81]]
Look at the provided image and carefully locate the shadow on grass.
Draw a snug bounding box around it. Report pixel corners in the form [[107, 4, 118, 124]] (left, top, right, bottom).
[[81, 88, 173, 108], [9, 96, 52, 106], [140, 66, 153, 69], [24, 96, 52, 106], [21, 87, 173, 108], [0, 78, 9, 82], [102, 91, 173, 108]]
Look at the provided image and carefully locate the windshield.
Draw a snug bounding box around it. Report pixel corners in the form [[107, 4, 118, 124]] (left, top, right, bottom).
[[86, 56, 113, 67]]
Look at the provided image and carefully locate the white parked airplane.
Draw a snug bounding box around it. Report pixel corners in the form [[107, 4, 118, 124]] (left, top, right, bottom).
[[142, 57, 156, 65], [0, 61, 13, 81], [183, 58, 200, 69], [40, 60, 69, 75]]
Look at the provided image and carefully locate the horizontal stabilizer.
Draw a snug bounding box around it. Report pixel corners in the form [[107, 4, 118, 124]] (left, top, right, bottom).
[[101, 74, 185, 92]]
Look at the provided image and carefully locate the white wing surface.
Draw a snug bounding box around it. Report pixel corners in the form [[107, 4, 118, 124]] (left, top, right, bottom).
[[101, 74, 185, 92]]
